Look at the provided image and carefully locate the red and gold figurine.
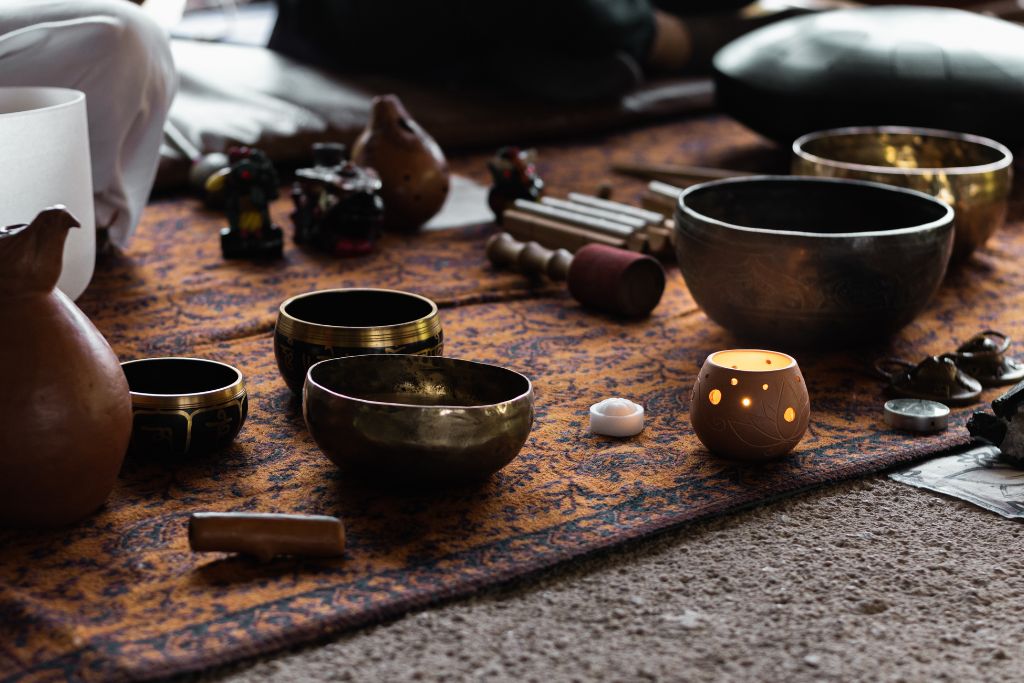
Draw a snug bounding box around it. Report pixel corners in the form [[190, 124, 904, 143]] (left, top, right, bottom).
[[487, 146, 544, 222], [291, 142, 384, 257]]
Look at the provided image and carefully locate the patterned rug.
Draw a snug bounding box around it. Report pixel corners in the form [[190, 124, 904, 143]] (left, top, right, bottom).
[[3, 114, 1015, 682]]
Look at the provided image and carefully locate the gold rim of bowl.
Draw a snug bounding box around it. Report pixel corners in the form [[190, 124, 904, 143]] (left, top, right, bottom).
[[793, 125, 1014, 176], [123, 357, 246, 410], [305, 354, 534, 410], [275, 288, 442, 348], [708, 349, 797, 372]]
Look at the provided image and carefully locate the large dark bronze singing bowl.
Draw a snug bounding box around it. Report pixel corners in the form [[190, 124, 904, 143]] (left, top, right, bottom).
[[303, 354, 534, 484], [674, 176, 954, 347]]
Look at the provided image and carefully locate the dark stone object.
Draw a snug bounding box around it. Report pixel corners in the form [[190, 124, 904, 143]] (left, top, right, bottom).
[[992, 376, 1024, 419], [967, 411, 1008, 446], [714, 6, 1024, 146], [876, 355, 983, 407]]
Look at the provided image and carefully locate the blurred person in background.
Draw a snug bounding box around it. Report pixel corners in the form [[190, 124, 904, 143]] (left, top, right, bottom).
[[269, 1, 785, 103]]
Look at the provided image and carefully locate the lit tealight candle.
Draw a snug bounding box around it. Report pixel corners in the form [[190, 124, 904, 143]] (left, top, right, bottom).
[[590, 397, 645, 437], [690, 349, 810, 462]]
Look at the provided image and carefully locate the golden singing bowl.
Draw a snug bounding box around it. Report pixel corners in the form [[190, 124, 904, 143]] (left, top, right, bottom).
[[303, 354, 534, 484], [274, 288, 443, 394], [793, 126, 1013, 261]]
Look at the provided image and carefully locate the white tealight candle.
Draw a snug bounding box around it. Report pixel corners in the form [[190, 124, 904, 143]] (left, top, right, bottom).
[[589, 397, 645, 437]]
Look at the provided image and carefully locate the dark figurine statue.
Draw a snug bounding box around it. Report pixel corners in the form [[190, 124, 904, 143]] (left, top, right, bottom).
[[291, 143, 385, 257], [487, 146, 544, 223], [206, 146, 284, 259]]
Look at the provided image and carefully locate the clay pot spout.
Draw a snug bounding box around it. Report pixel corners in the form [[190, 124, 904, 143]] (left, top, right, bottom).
[[0, 206, 80, 292]]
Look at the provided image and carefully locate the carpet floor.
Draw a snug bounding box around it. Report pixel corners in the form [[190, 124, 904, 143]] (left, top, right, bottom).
[[196, 475, 1024, 682]]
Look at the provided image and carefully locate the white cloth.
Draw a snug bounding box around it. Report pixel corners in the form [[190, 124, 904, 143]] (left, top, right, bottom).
[[0, 1, 176, 245]]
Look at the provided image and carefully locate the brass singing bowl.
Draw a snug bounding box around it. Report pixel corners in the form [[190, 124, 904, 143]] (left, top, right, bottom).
[[274, 288, 443, 394], [793, 126, 1013, 261], [122, 357, 248, 458], [303, 354, 534, 484], [674, 176, 954, 347]]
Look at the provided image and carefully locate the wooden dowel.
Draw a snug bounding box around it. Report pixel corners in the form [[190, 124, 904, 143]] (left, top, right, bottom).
[[565, 193, 666, 224], [626, 231, 650, 253], [503, 209, 626, 252], [512, 199, 637, 238], [642, 180, 686, 215], [189, 512, 346, 561], [539, 197, 648, 229]]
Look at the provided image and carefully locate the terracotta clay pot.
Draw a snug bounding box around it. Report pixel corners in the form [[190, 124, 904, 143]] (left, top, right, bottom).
[[351, 94, 450, 231], [0, 207, 132, 527], [690, 349, 810, 462]]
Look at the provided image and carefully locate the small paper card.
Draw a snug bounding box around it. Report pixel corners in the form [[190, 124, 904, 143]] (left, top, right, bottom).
[[890, 444, 1024, 519]]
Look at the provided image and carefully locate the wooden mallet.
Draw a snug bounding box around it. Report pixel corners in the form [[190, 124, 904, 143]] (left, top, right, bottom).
[[486, 232, 666, 317]]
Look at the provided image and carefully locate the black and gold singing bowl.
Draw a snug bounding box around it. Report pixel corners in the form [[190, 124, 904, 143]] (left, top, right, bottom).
[[274, 288, 443, 394], [122, 357, 248, 458], [793, 126, 1013, 261], [303, 354, 534, 484], [674, 176, 955, 348]]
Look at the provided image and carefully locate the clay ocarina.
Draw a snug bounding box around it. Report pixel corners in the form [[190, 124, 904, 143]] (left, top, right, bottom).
[[351, 94, 450, 231]]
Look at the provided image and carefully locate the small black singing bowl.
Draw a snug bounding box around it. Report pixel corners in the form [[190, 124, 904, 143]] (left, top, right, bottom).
[[274, 288, 444, 394], [121, 357, 248, 458], [303, 354, 534, 484]]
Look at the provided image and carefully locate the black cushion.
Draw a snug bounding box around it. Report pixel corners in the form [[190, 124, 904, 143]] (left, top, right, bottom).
[[713, 6, 1024, 147]]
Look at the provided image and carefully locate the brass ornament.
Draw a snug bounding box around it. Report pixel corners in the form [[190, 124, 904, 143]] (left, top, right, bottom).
[[951, 330, 1024, 387]]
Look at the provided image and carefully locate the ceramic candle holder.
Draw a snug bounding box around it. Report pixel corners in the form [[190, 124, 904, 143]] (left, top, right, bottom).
[[122, 357, 248, 459], [690, 349, 809, 462], [274, 288, 444, 394]]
